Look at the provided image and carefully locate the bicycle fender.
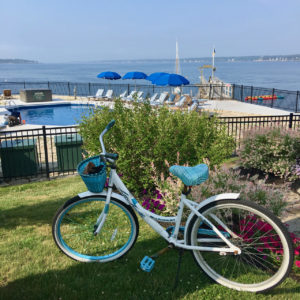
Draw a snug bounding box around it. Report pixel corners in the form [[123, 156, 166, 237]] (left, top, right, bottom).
[[184, 193, 240, 242], [77, 190, 128, 205]]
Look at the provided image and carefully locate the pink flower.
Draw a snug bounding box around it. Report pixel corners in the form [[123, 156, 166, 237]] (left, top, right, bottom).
[[295, 261, 300, 268]]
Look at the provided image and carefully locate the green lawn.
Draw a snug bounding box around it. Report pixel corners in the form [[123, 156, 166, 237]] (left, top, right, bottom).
[[0, 176, 299, 300]]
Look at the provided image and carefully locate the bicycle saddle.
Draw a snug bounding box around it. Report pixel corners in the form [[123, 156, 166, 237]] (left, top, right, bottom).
[[169, 164, 209, 186]]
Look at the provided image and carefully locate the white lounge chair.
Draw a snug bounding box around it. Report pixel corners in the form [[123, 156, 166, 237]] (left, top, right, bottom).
[[135, 91, 144, 102], [102, 89, 113, 100], [188, 101, 198, 111], [119, 90, 127, 98], [165, 94, 176, 104], [87, 89, 104, 100], [149, 93, 158, 103], [124, 91, 137, 101], [175, 96, 187, 107], [151, 92, 168, 105]]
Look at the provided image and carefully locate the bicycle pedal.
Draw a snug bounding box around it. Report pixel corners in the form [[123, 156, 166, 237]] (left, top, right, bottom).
[[140, 256, 155, 272]]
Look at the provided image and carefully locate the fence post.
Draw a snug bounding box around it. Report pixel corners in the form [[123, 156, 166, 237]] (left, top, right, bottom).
[[288, 113, 294, 129], [209, 84, 212, 99], [127, 84, 130, 95], [296, 91, 299, 113], [232, 84, 235, 99], [68, 82, 70, 96], [88, 83, 91, 96], [271, 88, 275, 108], [250, 86, 253, 104], [221, 83, 224, 99], [47, 81, 50, 89], [42, 126, 50, 179], [241, 85, 243, 102]]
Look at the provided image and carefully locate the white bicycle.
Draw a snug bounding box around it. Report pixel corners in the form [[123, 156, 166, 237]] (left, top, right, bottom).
[[52, 120, 294, 292]]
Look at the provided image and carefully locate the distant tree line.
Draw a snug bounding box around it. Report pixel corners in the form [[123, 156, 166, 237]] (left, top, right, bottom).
[[0, 59, 38, 64]]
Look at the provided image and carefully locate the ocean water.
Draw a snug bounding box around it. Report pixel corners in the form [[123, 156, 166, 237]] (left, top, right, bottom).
[[0, 60, 300, 91]]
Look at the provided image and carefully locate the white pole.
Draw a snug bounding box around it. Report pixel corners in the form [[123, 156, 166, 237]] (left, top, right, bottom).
[[212, 47, 215, 79]]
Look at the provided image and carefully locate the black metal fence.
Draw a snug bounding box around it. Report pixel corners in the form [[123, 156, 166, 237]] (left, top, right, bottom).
[[0, 80, 230, 100], [1, 80, 299, 112], [233, 84, 299, 113], [0, 114, 299, 182]]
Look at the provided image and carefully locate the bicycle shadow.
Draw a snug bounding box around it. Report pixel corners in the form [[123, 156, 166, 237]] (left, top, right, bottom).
[[0, 195, 72, 230], [1, 234, 299, 300]]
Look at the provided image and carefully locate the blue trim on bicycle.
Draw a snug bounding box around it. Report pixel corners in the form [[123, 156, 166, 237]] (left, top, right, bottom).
[[57, 198, 134, 261]]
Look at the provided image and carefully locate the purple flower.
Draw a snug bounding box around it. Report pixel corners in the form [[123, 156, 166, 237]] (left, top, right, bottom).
[[104, 177, 109, 188], [142, 200, 149, 207], [158, 204, 165, 210], [153, 200, 160, 208], [156, 193, 162, 200]]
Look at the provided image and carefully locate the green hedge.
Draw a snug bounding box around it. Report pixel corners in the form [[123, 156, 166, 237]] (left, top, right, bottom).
[[79, 100, 235, 192]]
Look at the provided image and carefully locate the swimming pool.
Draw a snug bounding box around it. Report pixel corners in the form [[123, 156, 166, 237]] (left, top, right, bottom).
[[9, 103, 97, 126]]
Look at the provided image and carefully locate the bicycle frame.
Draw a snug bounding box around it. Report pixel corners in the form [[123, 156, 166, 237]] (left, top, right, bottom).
[[78, 168, 242, 255]]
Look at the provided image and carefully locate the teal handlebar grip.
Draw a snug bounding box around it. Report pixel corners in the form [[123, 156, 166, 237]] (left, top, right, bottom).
[[106, 120, 115, 130]]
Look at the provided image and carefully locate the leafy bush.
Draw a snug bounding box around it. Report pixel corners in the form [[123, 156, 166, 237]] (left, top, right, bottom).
[[239, 127, 300, 180], [79, 99, 235, 192], [191, 166, 288, 216]]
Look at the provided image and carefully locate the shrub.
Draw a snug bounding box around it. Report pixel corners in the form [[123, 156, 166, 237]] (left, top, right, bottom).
[[79, 99, 235, 192], [191, 166, 288, 216], [239, 127, 300, 181]]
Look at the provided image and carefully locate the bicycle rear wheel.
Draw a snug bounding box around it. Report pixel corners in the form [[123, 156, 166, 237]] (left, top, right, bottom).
[[187, 199, 293, 292], [52, 195, 139, 262]]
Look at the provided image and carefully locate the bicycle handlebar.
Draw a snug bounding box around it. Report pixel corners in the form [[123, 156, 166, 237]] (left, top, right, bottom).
[[106, 120, 115, 130], [99, 119, 115, 154]]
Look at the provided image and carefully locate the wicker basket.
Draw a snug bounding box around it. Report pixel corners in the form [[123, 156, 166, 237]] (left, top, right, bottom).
[[77, 156, 106, 193]]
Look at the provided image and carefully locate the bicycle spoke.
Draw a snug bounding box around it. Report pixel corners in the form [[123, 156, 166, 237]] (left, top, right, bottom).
[[189, 200, 293, 291]]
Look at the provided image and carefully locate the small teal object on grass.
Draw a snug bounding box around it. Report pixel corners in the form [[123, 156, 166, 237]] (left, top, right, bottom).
[[140, 256, 155, 272], [77, 155, 106, 193]]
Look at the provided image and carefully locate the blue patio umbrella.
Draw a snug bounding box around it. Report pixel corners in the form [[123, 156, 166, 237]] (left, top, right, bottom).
[[152, 73, 189, 86], [122, 71, 148, 90], [97, 71, 121, 80], [97, 71, 121, 91], [122, 71, 147, 80], [146, 72, 169, 84]]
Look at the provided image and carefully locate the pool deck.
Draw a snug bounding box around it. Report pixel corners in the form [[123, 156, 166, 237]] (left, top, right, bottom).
[[0, 96, 297, 132]]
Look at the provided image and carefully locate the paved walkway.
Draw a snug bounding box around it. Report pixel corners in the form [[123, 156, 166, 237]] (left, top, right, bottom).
[[201, 100, 293, 116]]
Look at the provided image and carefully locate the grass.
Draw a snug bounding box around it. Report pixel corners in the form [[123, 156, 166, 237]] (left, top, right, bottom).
[[0, 176, 299, 300]]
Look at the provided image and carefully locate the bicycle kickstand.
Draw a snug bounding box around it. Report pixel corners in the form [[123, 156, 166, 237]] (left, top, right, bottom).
[[173, 248, 184, 291], [140, 245, 173, 272]]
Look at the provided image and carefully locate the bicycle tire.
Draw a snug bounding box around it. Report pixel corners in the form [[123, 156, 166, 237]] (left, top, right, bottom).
[[52, 195, 139, 262], [187, 199, 294, 292]]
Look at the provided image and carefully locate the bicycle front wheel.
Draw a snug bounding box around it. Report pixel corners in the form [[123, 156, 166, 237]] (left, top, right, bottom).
[[52, 195, 139, 262], [187, 199, 293, 292]]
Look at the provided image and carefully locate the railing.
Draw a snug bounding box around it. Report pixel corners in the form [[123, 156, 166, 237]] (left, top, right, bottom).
[[1, 80, 299, 112], [233, 84, 299, 113], [0, 114, 299, 182]]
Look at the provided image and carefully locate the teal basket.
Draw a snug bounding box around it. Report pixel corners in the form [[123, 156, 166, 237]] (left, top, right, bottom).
[[77, 156, 107, 193]]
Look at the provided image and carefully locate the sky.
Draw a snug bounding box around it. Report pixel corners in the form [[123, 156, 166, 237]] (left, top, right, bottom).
[[0, 0, 299, 62]]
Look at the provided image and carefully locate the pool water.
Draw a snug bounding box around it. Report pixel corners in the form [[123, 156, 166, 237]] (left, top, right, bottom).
[[10, 104, 97, 126]]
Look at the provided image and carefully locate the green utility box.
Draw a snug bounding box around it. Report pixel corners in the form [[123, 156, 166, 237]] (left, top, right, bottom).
[[55, 134, 83, 172], [0, 139, 38, 178]]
